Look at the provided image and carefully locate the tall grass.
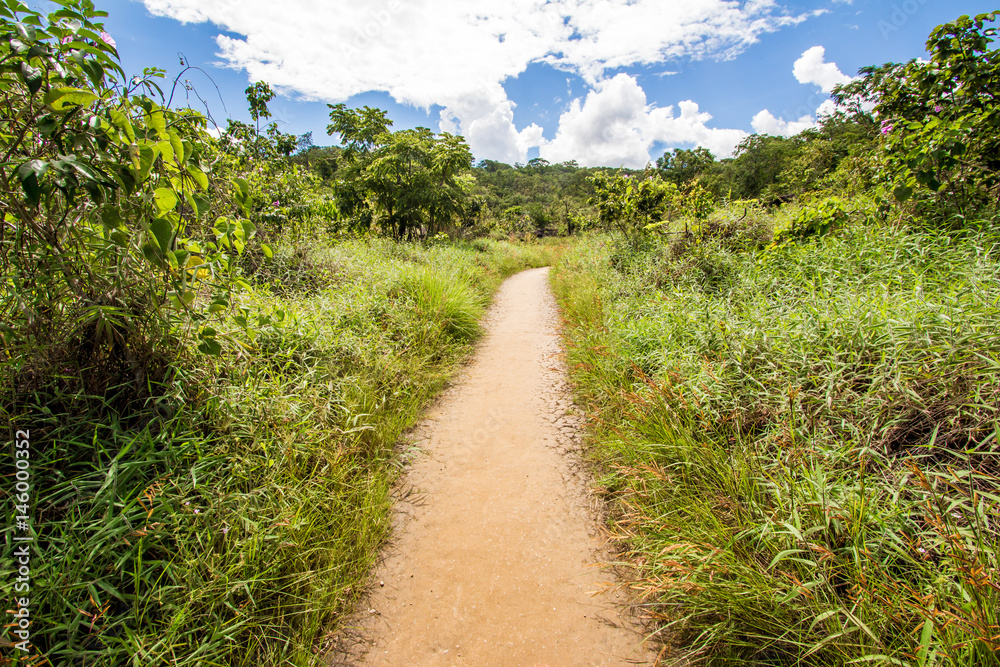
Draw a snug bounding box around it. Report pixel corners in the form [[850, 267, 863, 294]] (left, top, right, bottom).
[[552, 220, 1000, 666], [2, 234, 550, 665]]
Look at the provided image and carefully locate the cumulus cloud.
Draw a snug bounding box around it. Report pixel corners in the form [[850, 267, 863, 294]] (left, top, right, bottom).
[[750, 109, 815, 136], [751, 46, 853, 137], [438, 82, 544, 164], [540, 74, 747, 167], [140, 0, 808, 163], [792, 45, 852, 92]]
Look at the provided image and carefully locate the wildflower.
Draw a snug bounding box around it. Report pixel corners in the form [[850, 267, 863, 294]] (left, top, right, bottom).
[[61, 35, 72, 44], [184, 501, 190, 505], [100, 31, 116, 49], [880, 120, 894, 136], [917, 547, 927, 554], [222, 526, 229, 535], [934, 105, 942, 113], [272, 200, 280, 206], [194, 509, 200, 514]]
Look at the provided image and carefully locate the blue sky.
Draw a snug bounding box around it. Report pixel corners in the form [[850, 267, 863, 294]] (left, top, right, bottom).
[[79, 1, 998, 167]]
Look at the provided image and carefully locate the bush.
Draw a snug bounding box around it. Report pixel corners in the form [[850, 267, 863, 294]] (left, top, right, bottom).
[[770, 197, 849, 247]]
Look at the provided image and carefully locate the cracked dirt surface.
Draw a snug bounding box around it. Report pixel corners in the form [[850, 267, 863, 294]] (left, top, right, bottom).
[[326, 267, 657, 666]]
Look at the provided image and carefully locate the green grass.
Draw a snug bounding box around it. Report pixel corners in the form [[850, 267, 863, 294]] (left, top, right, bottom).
[[551, 218, 1000, 666], [1, 233, 551, 665]]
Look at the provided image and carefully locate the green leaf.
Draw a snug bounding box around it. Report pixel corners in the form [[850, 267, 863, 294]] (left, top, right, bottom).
[[155, 140, 174, 166], [192, 193, 211, 218], [185, 165, 209, 191], [145, 109, 167, 137], [15, 22, 36, 42], [43, 87, 99, 111], [142, 243, 164, 267], [893, 185, 913, 202], [197, 327, 222, 356], [168, 130, 185, 166], [153, 187, 178, 216], [109, 109, 135, 143], [36, 114, 59, 137], [916, 618, 934, 667], [17, 159, 47, 204], [114, 165, 137, 194], [261, 243, 273, 259], [80, 58, 104, 89], [167, 290, 196, 309], [134, 144, 157, 182], [234, 177, 249, 200], [149, 217, 174, 252], [61, 156, 103, 183], [240, 219, 256, 239], [208, 298, 229, 314], [100, 208, 123, 229], [19, 61, 42, 94]]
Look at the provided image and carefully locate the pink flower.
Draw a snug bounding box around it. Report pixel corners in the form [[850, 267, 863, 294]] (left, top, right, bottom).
[[880, 122, 893, 136], [61, 35, 72, 45], [222, 526, 229, 535], [100, 31, 116, 49], [272, 200, 280, 206], [934, 105, 942, 113], [193, 509, 200, 514]]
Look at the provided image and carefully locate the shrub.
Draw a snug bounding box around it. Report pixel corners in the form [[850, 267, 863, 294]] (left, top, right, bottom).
[[770, 197, 849, 247]]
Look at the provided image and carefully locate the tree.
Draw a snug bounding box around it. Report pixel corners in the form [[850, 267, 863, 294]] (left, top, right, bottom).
[[834, 11, 1000, 220], [245, 80, 275, 134], [327, 103, 393, 157], [1, 0, 264, 377], [772, 111, 879, 198], [725, 134, 802, 201], [221, 82, 298, 163], [656, 147, 715, 185], [327, 105, 473, 238], [588, 170, 678, 235]]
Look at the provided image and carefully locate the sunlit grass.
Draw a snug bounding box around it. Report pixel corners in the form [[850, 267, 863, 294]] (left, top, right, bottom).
[[1, 233, 551, 665], [551, 217, 1000, 666]]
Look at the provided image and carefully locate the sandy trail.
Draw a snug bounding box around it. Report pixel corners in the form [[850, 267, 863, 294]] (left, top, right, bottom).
[[330, 267, 656, 666]]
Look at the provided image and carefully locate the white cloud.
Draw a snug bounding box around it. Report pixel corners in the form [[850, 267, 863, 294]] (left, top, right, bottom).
[[792, 45, 852, 92], [751, 109, 815, 136], [539, 74, 747, 167], [438, 82, 544, 164], [751, 46, 853, 137], [140, 0, 809, 163], [750, 46, 851, 137]]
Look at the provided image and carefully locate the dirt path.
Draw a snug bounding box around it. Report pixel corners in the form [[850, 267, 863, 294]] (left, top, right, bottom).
[[329, 267, 656, 666]]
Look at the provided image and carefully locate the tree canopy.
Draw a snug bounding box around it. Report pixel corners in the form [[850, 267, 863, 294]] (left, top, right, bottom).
[[327, 104, 473, 238]]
